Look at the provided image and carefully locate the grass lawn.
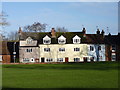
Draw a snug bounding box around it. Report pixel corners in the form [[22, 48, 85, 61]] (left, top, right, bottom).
[[2, 62, 119, 89]]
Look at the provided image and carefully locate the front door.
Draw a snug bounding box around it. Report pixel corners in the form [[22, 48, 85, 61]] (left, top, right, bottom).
[[83, 57, 88, 62], [41, 58, 45, 62], [65, 57, 69, 62]]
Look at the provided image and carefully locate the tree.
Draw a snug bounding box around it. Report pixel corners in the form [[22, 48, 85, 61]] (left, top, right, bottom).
[[56, 27, 68, 32], [24, 22, 47, 32], [7, 31, 19, 41], [0, 11, 9, 26], [0, 11, 10, 39]]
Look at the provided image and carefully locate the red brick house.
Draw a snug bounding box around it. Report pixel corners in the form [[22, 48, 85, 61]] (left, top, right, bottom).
[[0, 41, 11, 63], [0, 41, 19, 63]]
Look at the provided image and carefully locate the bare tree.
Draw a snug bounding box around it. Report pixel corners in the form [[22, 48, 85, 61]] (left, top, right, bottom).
[[56, 27, 68, 32], [0, 11, 9, 26], [23, 22, 47, 32], [7, 31, 18, 41], [0, 11, 10, 39]]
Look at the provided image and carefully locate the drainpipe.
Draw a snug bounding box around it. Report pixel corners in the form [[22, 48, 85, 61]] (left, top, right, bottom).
[[13, 42, 16, 63]]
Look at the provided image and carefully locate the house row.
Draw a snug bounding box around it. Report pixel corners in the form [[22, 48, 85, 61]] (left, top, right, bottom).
[[18, 27, 120, 63], [0, 27, 119, 63]]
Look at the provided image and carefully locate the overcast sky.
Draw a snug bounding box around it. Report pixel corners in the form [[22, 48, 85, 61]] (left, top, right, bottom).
[[2, 2, 118, 35]]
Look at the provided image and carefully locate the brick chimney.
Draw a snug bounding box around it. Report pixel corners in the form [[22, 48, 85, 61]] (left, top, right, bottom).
[[96, 29, 100, 34], [82, 27, 86, 34], [51, 28, 56, 38], [101, 29, 105, 35], [18, 27, 22, 40]]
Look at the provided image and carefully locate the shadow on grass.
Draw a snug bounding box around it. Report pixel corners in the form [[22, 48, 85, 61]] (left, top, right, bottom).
[[3, 62, 119, 71], [2, 87, 119, 90]]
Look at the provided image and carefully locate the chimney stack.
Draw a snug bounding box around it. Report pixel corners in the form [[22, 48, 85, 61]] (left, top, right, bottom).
[[96, 29, 100, 34], [51, 28, 56, 38], [101, 29, 105, 35], [18, 27, 22, 40], [82, 27, 86, 34]]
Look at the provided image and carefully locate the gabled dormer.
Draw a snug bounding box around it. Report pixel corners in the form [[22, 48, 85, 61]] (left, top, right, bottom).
[[58, 35, 66, 44], [43, 35, 51, 44], [73, 35, 81, 44], [26, 37, 33, 44]]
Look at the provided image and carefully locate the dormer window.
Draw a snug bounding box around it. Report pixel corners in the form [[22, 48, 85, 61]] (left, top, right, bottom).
[[43, 35, 51, 44], [26, 37, 33, 44], [73, 35, 81, 44], [58, 35, 66, 44]]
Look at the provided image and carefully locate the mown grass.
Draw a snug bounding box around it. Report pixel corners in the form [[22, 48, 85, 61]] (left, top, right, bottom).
[[2, 61, 119, 89]]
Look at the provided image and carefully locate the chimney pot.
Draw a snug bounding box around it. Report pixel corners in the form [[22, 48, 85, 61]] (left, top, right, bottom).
[[82, 27, 86, 34], [51, 28, 56, 38], [96, 29, 100, 34]]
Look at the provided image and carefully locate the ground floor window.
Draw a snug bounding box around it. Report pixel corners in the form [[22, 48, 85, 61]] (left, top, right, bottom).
[[57, 58, 63, 62], [0, 56, 2, 61], [23, 58, 29, 62], [46, 58, 53, 62], [74, 58, 80, 62], [111, 53, 116, 61], [90, 57, 94, 61]]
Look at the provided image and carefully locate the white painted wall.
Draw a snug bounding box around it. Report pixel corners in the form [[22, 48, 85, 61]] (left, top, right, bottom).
[[39, 44, 88, 62], [87, 44, 105, 61]]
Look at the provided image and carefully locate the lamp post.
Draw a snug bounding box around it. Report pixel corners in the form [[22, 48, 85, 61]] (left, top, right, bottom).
[[13, 42, 16, 63]]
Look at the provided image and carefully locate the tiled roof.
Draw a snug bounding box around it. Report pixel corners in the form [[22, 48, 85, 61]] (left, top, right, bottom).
[[104, 34, 120, 45], [0, 41, 19, 55], [19, 31, 105, 44]]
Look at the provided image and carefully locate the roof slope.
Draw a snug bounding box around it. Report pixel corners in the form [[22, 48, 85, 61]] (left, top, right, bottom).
[[19, 31, 105, 44]]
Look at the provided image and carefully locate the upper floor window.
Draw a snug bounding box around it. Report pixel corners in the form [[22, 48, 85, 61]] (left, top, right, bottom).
[[58, 35, 66, 44], [43, 35, 51, 44], [90, 46, 94, 51], [26, 37, 33, 44], [44, 48, 50, 52], [59, 48, 65, 52], [26, 49, 32, 52], [98, 46, 101, 51], [74, 48, 80, 51], [73, 35, 81, 44]]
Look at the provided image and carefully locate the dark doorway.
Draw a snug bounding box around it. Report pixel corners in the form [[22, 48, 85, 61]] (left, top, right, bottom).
[[65, 57, 69, 62], [83, 57, 88, 62], [41, 58, 44, 62]]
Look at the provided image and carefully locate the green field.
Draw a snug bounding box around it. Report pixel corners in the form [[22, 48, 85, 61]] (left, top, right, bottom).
[[2, 62, 119, 89]]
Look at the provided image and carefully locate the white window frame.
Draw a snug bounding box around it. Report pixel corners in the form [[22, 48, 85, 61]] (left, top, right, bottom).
[[23, 58, 29, 62], [74, 58, 80, 62], [57, 58, 63, 62], [26, 37, 33, 44], [58, 35, 66, 44], [30, 58, 35, 62], [98, 46, 101, 51], [43, 35, 51, 44], [74, 48, 80, 51], [0, 56, 2, 61], [46, 58, 53, 62], [73, 35, 81, 44], [59, 48, 65, 52], [90, 46, 94, 51], [26, 49, 32, 52], [44, 48, 50, 52]]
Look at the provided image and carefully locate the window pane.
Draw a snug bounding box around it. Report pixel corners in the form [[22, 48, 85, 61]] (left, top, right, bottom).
[[90, 46, 94, 51], [44, 48, 50, 52], [59, 48, 65, 51], [98, 46, 101, 50]]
